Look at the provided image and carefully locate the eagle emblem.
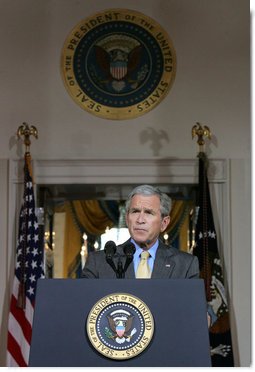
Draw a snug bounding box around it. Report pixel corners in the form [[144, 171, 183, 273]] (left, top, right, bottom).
[[105, 309, 137, 344], [93, 34, 147, 93]]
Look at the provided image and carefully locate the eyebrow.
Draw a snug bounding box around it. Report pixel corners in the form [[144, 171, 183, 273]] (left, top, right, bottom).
[[130, 207, 156, 214]]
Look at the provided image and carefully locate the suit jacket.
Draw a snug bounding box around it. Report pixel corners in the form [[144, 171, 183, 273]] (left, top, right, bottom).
[[82, 239, 199, 279]]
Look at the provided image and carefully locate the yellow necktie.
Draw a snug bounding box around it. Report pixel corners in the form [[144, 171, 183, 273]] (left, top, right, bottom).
[[136, 251, 151, 278]]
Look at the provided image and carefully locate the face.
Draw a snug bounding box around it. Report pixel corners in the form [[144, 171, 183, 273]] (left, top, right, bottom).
[[125, 194, 170, 249]]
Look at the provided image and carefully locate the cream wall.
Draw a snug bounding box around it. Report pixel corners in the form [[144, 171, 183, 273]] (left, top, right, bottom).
[[0, 0, 250, 366]]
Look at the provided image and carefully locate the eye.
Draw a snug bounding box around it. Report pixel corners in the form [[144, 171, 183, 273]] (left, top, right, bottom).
[[130, 208, 140, 214], [145, 209, 154, 215]]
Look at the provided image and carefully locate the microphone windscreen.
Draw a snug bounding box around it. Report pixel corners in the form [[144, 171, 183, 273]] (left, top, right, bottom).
[[123, 242, 135, 257], [104, 240, 116, 257]]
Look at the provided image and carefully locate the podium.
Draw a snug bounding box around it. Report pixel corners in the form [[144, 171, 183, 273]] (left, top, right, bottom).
[[29, 279, 211, 367]]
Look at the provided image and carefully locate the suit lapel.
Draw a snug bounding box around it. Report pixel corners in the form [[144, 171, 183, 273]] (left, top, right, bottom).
[[151, 243, 176, 278]]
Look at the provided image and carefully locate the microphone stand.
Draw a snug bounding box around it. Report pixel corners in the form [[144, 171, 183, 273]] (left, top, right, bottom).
[[105, 256, 118, 276], [104, 241, 119, 278], [116, 258, 124, 278], [122, 242, 136, 277], [104, 241, 135, 279]]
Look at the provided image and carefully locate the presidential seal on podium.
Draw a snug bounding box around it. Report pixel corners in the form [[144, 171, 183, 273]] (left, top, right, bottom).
[[86, 293, 154, 360], [61, 9, 176, 119]]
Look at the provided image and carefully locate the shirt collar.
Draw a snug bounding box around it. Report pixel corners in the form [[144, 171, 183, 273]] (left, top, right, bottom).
[[131, 238, 159, 260]]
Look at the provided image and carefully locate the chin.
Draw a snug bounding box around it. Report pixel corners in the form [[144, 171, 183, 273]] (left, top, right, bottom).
[[134, 238, 152, 248], [133, 237, 147, 245]]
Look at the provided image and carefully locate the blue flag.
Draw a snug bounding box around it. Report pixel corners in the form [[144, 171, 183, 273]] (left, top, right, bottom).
[[193, 153, 234, 366]]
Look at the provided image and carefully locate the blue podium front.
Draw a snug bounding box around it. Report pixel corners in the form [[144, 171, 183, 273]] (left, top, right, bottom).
[[29, 278, 211, 367]]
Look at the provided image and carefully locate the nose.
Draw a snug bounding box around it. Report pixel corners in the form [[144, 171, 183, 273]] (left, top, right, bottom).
[[136, 212, 145, 223]]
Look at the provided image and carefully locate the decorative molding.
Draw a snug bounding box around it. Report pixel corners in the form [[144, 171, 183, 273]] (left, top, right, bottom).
[[10, 158, 227, 185]]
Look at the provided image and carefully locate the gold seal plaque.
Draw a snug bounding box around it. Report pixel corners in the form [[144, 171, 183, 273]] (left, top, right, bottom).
[[86, 292, 154, 360], [61, 9, 176, 119]]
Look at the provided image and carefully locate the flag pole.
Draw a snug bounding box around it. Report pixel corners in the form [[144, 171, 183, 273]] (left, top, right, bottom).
[[16, 123, 38, 308], [191, 122, 212, 298]]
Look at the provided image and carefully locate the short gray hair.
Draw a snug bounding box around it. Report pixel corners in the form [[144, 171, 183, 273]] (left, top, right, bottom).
[[125, 184, 172, 218]]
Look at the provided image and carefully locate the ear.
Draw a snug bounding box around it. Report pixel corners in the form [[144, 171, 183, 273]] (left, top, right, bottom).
[[160, 216, 170, 233]]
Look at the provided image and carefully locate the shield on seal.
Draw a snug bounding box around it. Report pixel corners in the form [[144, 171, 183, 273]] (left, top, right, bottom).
[[110, 61, 128, 81], [116, 325, 125, 337]]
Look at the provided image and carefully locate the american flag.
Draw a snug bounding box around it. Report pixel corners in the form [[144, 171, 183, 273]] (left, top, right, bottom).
[[6, 154, 44, 366]]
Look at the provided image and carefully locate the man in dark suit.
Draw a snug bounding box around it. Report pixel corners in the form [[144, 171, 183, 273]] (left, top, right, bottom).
[[82, 184, 199, 279]]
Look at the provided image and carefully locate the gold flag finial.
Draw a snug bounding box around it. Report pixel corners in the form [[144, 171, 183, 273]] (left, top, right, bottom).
[[191, 122, 211, 153], [17, 122, 38, 153]]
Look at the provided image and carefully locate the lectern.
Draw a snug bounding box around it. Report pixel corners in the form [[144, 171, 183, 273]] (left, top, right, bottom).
[[29, 279, 211, 367]]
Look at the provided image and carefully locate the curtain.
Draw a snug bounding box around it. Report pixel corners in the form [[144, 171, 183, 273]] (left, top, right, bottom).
[[164, 199, 194, 252], [58, 200, 115, 277]]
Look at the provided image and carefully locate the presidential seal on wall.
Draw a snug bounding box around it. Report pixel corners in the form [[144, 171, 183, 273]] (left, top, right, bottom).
[[61, 9, 176, 119], [86, 293, 154, 360]]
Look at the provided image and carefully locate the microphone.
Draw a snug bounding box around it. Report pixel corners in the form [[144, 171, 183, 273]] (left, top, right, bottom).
[[104, 241, 117, 275], [104, 240, 135, 278], [123, 242, 136, 273], [104, 240, 116, 258]]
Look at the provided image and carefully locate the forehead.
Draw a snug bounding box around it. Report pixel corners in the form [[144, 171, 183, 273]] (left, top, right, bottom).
[[130, 194, 161, 209]]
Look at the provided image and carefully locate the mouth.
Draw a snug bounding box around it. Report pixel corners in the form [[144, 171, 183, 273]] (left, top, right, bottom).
[[134, 228, 147, 232]]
